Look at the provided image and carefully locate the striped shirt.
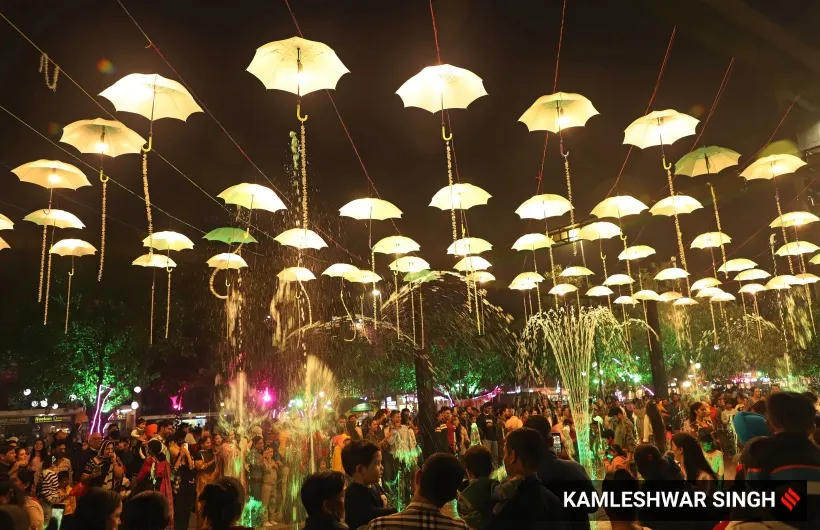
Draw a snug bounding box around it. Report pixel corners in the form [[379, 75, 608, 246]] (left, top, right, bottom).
[[367, 501, 470, 529], [38, 469, 60, 504]]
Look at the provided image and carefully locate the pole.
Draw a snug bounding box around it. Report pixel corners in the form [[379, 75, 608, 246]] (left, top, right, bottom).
[[645, 300, 669, 399], [414, 346, 438, 458]]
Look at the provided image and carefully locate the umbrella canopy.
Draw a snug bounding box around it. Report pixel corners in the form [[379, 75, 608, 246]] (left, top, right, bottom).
[[274, 228, 328, 250], [50, 239, 96, 257], [60, 118, 146, 156], [12, 160, 90, 190], [740, 154, 806, 181], [343, 269, 382, 284], [775, 241, 819, 257], [586, 285, 614, 297], [674, 146, 740, 177], [430, 183, 492, 210], [604, 274, 634, 286], [718, 258, 756, 274], [518, 92, 599, 132], [614, 295, 637, 305], [811, 254, 820, 265], [649, 195, 703, 216], [396, 64, 487, 113], [218, 183, 286, 213], [618, 245, 656, 261], [453, 256, 491, 272], [654, 267, 689, 281], [590, 195, 648, 219], [695, 287, 726, 299], [711, 292, 736, 303], [765, 275, 800, 290], [277, 266, 316, 282], [246, 36, 349, 95], [322, 263, 360, 278], [206, 253, 248, 270], [373, 236, 420, 255], [739, 283, 767, 294], [404, 270, 440, 283], [100, 73, 202, 121], [203, 227, 258, 244], [467, 271, 495, 283], [512, 272, 544, 285], [734, 269, 771, 282], [690, 232, 731, 249], [560, 266, 594, 277], [795, 273, 820, 284], [509, 280, 537, 291], [658, 291, 683, 302], [389, 256, 431, 273], [447, 237, 492, 256], [577, 221, 621, 241], [133, 254, 176, 268], [673, 297, 698, 306], [512, 233, 554, 251], [143, 231, 194, 252], [339, 198, 402, 221], [515, 194, 572, 220], [623, 109, 699, 148], [549, 283, 578, 296], [24, 209, 84, 229], [691, 277, 722, 291], [770, 211, 820, 228], [634, 289, 660, 301], [0, 237, 8, 251], [0, 213, 14, 231]]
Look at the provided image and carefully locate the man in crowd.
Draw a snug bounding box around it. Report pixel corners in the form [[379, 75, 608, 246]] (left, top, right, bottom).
[[0, 444, 17, 478], [434, 407, 452, 454], [477, 402, 499, 467], [609, 406, 636, 457], [74, 431, 102, 481]]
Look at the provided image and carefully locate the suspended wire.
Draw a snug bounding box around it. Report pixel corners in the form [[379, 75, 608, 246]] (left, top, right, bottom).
[[535, 0, 567, 193]]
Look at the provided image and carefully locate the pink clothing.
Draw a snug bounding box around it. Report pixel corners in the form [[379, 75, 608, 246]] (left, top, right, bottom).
[[134, 457, 175, 528]]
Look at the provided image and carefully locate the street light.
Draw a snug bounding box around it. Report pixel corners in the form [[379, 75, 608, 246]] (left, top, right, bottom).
[[23, 389, 31, 396], [133, 386, 142, 394]]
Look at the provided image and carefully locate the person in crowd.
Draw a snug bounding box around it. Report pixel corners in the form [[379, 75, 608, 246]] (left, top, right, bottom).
[[152, 420, 175, 463], [604, 444, 629, 473], [0, 445, 18, 479], [0, 505, 30, 530], [300, 470, 348, 530], [120, 491, 170, 530], [609, 406, 637, 457], [731, 409, 770, 453], [747, 387, 762, 410], [104, 424, 120, 441], [634, 443, 683, 481], [37, 455, 61, 527], [260, 445, 280, 526], [50, 441, 71, 483], [385, 409, 417, 510], [367, 452, 468, 529], [74, 432, 102, 481], [27, 440, 47, 489], [132, 439, 174, 527], [491, 428, 566, 529], [16, 470, 44, 530], [114, 438, 135, 480], [330, 424, 351, 474], [346, 415, 363, 441], [476, 403, 498, 468], [699, 431, 724, 483], [341, 440, 395, 529], [130, 418, 147, 441], [55, 471, 75, 516], [453, 416, 470, 456], [601, 468, 645, 530], [245, 435, 265, 501], [666, 393, 682, 431], [62, 488, 121, 530], [642, 400, 667, 452], [197, 476, 252, 530], [170, 431, 197, 530], [457, 445, 496, 530], [687, 401, 714, 436], [81, 440, 127, 492], [194, 435, 220, 500], [14, 449, 28, 474], [670, 433, 718, 493], [434, 407, 453, 454]]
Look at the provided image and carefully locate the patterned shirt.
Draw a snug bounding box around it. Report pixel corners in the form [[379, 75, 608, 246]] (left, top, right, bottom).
[[367, 501, 470, 529]]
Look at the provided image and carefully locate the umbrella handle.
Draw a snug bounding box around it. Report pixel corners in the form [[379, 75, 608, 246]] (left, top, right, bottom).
[[559, 142, 569, 158], [141, 136, 153, 153], [297, 102, 308, 123], [441, 123, 452, 141], [99, 168, 109, 183], [661, 155, 672, 171]]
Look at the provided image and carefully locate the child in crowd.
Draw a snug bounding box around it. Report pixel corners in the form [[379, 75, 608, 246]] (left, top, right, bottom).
[[300, 470, 347, 530], [457, 445, 497, 529], [341, 440, 396, 530]]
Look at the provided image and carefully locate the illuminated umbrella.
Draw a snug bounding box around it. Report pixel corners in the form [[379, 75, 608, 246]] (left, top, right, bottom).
[[623, 110, 699, 149], [577, 222, 621, 241], [771, 211, 819, 228], [13, 159, 90, 190], [389, 256, 431, 273], [691, 277, 722, 291], [510, 279, 538, 291], [654, 267, 689, 281], [274, 228, 328, 250], [649, 195, 703, 216], [49, 239, 96, 331], [430, 183, 492, 211], [373, 236, 420, 255], [613, 295, 637, 305], [549, 283, 578, 296], [24, 209, 84, 304], [204, 227, 258, 244], [586, 286, 614, 297], [246, 36, 349, 96], [468, 271, 495, 283], [765, 275, 799, 290], [453, 256, 491, 272], [0, 214, 13, 231], [560, 266, 594, 277], [277, 267, 316, 283], [796, 273, 820, 284], [339, 198, 402, 221], [344, 270, 382, 284], [206, 253, 248, 270], [512, 272, 544, 285], [634, 289, 660, 301], [604, 274, 634, 286], [590, 196, 648, 219], [735, 269, 770, 282], [0, 237, 8, 251], [740, 154, 806, 181], [322, 263, 360, 278], [811, 254, 820, 265], [739, 284, 767, 294], [448, 237, 492, 256], [658, 291, 683, 303], [516, 194, 572, 220], [673, 297, 698, 307], [711, 292, 736, 303], [404, 270, 439, 283], [718, 258, 756, 274], [133, 252, 177, 344], [674, 146, 740, 177], [143, 231, 194, 252], [691, 232, 731, 249], [396, 64, 487, 113], [512, 233, 554, 251], [695, 287, 726, 299], [618, 245, 655, 261], [776, 241, 819, 256], [519, 92, 598, 132], [218, 183, 287, 213]]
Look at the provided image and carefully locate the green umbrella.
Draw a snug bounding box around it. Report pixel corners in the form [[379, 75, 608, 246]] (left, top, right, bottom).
[[403, 269, 440, 283], [759, 139, 799, 158], [203, 227, 257, 244], [348, 402, 375, 413], [674, 146, 740, 177]]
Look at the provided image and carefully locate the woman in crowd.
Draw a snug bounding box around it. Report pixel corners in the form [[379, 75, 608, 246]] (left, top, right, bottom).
[[132, 439, 174, 528], [27, 439, 48, 488], [81, 440, 127, 492], [643, 400, 668, 453], [63, 488, 121, 530], [198, 477, 251, 530], [698, 431, 724, 483], [670, 432, 718, 493]]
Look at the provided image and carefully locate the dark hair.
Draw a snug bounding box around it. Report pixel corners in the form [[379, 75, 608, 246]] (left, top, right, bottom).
[[602, 428, 615, 440], [121, 491, 170, 530], [137, 418, 147, 425], [482, 402, 493, 409], [608, 406, 622, 417], [698, 430, 717, 451], [504, 427, 543, 471], [30, 440, 49, 463], [671, 433, 718, 484], [768, 391, 815, 433], [0, 444, 13, 457], [340, 440, 380, 477], [418, 453, 465, 507], [634, 443, 682, 481], [198, 477, 245, 530], [345, 418, 362, 441], [57, 471, 70, 481], [803, 391, 818, 404], [463, 445, 493, 478], [16, 469, 34, 490], [750, 399, 767, 415], [438, 406, 450, 415], [252, 436, 263, 446], [645, 401, 667, 452], [523, 414, 551, 444], [73, 488, 122, 530], [688, 402, 702, 424], [199, 435, 212, 446], [147, 440, 166, 462], [300, 471, 346, 516], [158, 419, 174, 430], [602, 469, 639, 521], [0, 479, 25, 507]]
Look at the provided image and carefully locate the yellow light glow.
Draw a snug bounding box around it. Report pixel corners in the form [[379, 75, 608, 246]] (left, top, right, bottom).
[[96, 141, 108, 153], [48, 173, 60, 184]]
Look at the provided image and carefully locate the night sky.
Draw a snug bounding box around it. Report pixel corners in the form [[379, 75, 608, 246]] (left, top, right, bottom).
[[2, 0, 820, 320]]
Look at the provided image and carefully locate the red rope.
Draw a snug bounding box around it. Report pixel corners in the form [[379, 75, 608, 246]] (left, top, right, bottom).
[[429, 0, 442, 65], [740, 94, 800, 168]]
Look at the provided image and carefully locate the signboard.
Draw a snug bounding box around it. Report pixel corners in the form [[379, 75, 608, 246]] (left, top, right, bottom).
[[34, 415, 71, 424], [0, 416, 30, 426]]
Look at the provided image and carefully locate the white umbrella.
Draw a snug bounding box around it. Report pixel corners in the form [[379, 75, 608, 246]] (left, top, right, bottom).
[[739, 283, 767, 294], [718, 258, 756, 274], [654, 267, 689, 281], [277, 266, 316, 283], [274, 228, 328, 250], [453, 256, 491, 272], [586, 285, 614, 297], [623, 109, 699, 148], [100, 73, 202, 122], [322, 263, 360, 278], [515, 194, 572, 220], [518, 92, 598, 133], [775, 241, 820, 257], [339, 198, 402, 220], [218, 183, 287, 213], [604, 274, 634, 286], [691, 277, 722, 291], [634, 289, 660, 301], [560, 266, 594, 277], [448, 237, 492, 256], [740, 154, 806, 181], [691, 232, 731, 249], [389, 256, 431, 273], [373, 236, 420, 255], [673, 297, 698, 307], [12, 159, 90, 190], [549, 283, 578, 296], [246, 36, 349, 96], [512, 233, 554, 251], [590, 196, 648, 219], [577, 221, 621, 241], [206, 253, 248, 270], [770, 211, 819, 228], [430, 183, 492, 210], [734, 269, 770, 282], [396, 64, 487, 113], [468, 271, 495, 283], [658, 291, 683, 303], [614, 295, 637, 305], [618, 245, 655, 261], [649, 195, 703, 216], [0, 213, 13, 231]]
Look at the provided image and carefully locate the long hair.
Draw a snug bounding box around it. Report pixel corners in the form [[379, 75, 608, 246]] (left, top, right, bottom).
[[688, 402, 702, 425], [634, 443, 682, 481], [645, 401, 667, 452], [671, 432, 717, 484], [71, 488, 121, 530], [199, 477, 245, 530]]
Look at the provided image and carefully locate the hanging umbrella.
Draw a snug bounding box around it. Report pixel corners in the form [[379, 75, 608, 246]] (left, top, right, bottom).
[[23, 209, 84, 229], [0, 214, 13, 231], [613, 295, 637, 305], [604, 274, 635, 286], [740, 154, 806, 181], [274, 228, 327, 250], [133, 252, 177, 344], [634, 289, 660, 301], [13, 159, 91, 190], [389, 256, 431, 273], [396, 64, 487, 113], [590, 196, 648, 219], [673, 297, 698, 307], [734, 269, 770, 282], [810, 254, 820, 265], [344, 270, 383, 284], [143, 231, 194, 252], [560, 266, 594, 277], [718, 258, 757, 274], [206, 253, 248, 270], [468, 271, 495, 283], [512, 272, 544, 285], [512, 233, 554, 251], [277, 267, 316, 282], [711, 292, 736, 303], [765, 275, 800, 290], [100, 73, 202, 122], [586, 285, 614, 297], [373, 236, 420, 255], [448, 237, 492, 256], [50, 239, 96, 331], [776, 241, 819, 256], [739, 283, 767, 294], [654, 267, 689, 281], [246, 36, 349, 95], [204, 227, 258, 244], [510, 279, 538, 291], [453, 256, 491, 272], [618, 245, 655, 261], [695, 287, 726, 299], [339, 198, 402, 220], [649, 195, 703, 216], [623, 109, 699, 148], [322, 263, 360, 277], [0, 237, 8, 251], [795, 273, 820, 284], [771, 211, 820, 228], [691, 232, 731, 249], [549, 283, 578, 296], [518, 92, 599, 132], [430, 183, 492, 210], [515, 194, 572, 219], [658, 291, 683, 302], [577, 222, 621, 241], [674, 146, 740, 177], [404, 270, 439, 283], [691, 277, 722, 291], [218, 183, 287, 213]]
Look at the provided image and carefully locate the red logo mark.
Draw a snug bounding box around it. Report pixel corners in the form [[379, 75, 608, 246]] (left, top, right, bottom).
[[780, 488, 800, 511]]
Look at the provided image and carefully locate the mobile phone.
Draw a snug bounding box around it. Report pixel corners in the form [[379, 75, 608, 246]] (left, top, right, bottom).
[[51, 506, 65, 529], [183, 443, 188, 450], [551, 433, 561, 452]]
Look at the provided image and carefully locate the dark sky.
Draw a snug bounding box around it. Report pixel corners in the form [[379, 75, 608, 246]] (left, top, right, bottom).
[[2, 0, 820, 316]]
